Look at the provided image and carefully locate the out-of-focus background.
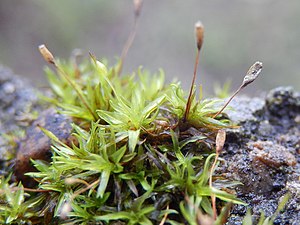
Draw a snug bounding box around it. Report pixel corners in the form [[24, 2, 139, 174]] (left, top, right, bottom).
[[0, 0, 299, 95]]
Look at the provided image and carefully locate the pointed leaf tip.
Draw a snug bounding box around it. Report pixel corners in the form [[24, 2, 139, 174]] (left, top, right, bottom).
[[96, 60, 108, 75]]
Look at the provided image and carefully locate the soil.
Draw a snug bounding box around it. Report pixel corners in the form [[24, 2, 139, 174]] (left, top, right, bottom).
[[1, 67, 299, 224]]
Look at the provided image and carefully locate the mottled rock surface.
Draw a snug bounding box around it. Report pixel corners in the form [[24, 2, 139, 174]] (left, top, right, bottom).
[[0, 66, 40, 132], [15, 108, 73, 187], [0, 66, 41, 168], [222, 86, 300, 224], [0, 66, 73, 185]]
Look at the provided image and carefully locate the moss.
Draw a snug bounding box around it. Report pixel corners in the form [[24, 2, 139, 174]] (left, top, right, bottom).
[[0, 53, 245, 224], [0, 8, 276, 223]]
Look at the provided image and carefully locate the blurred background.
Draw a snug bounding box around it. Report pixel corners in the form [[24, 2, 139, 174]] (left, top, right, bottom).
[[0, 0, 299, 96]]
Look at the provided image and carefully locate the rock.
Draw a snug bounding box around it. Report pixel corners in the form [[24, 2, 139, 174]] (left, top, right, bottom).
[[222, 87, 300, 224], [249, 141, 296, 168], [266, 86, 300, 119], [0, 66, 40, 132], [225, 96, 265, 124], [0, 66, 41, 168], [14, 108, 74, 187], [0, 66, 74, 186]]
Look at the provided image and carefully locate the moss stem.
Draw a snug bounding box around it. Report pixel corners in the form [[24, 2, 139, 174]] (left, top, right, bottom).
[[213, 84, 242, 119], [183, 48, 200, 122]]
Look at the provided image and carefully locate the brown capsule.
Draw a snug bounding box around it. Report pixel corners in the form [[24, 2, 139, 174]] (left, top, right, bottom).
[[39, 44, 55, 65], [212, 61, 263, 119], [64, 178, 78, 185], [60, 202, 72, 220], [195, 21, 204, 51], [242, 61, 263, 87], [133, 0, 143, 17], [216, 129, 226, 154]]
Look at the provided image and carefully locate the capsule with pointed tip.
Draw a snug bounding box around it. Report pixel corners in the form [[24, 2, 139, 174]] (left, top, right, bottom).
[[216, 129, 226, 154], [38, 44, 55, 65], [242, 61, 263, 87], [195, 21, 204, 51], [133, 0, 143, 17]]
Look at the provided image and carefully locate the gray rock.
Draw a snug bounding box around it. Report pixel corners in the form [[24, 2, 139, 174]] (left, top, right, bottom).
[[226, 96, 265, 124], [0, 66, 41, 161], [223, 87, 300, 224]]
